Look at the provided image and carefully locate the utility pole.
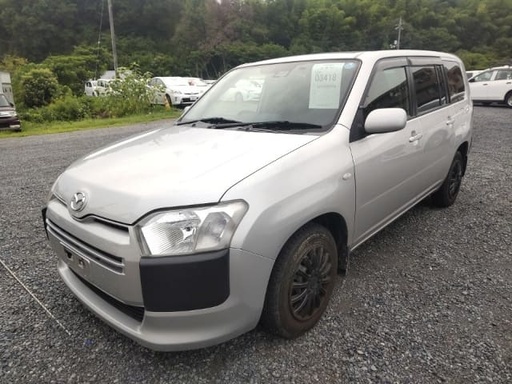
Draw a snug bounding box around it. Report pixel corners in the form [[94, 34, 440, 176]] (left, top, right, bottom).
[[395, 17, 403, 50], [107, 0, 118, 78]]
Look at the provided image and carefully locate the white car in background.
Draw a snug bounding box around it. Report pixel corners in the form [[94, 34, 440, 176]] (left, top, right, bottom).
[[84, 79, 113, 97], [221, 79, 263, 102], [84, 80, 97, 96], [149, 77, 201, 107], [185, 77, 212, 94], [469, 66, 512, 107]]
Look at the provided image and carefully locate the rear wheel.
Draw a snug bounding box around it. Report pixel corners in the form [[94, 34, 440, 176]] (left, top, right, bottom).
[[431, 151, 464, 208], [261, 223, 338, 339]]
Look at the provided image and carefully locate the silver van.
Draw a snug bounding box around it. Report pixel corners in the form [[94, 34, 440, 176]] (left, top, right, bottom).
[[43, 50, 473, 351]]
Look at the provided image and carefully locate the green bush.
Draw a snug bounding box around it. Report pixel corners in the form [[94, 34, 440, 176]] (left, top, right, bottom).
[[19, 68, 60, 108]]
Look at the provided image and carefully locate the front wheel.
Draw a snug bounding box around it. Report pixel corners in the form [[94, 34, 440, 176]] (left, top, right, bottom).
[[165, 94, 173, 107], [505, 92, 512, 108], [261, 223, 338, 339], [431, 151, 464, 208]]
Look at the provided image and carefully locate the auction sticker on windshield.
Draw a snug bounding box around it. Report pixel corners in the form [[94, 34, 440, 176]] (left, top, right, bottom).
[[309, 63, 344, 109]]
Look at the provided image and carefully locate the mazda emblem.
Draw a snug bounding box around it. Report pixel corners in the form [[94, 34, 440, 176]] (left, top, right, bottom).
[[70, 192, 87, 212]]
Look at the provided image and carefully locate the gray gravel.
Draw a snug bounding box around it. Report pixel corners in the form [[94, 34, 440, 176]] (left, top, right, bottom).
[[1, 109, 511, 383]]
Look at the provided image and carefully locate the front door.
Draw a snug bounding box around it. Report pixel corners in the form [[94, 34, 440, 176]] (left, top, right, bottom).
[[350, 59, 424, 245]]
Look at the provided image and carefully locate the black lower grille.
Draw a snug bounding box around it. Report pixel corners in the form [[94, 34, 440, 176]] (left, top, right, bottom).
[[71, 269, 145, 322]]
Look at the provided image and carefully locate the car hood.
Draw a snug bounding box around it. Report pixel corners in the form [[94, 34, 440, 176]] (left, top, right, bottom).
[[54, 125, 317, 224]]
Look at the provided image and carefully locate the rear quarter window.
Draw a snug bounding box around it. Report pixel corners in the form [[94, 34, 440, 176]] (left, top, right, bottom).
[[443, 61, 466, 103]]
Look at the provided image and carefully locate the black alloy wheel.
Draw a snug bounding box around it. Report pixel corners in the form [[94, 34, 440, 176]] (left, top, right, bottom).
[[289, 245, 333, 321], [261, 223, 338, 339], [432, 151, 464, 208]]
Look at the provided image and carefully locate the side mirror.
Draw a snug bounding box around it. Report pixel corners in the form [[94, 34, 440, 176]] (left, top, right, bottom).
[[183, 106, 191, 114], [364, 108, 407, 134]]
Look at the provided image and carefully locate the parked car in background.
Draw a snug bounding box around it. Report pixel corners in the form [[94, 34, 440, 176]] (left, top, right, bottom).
[[185, 77, 211, 94], [94, 79, 113, 96], [465, 70, 482, 79], [84, 80, 97, 96], [220, 78, 263, 102], [149, 77, 201, 107], [84, 79, 113, 97], [469, 65, 512, 107], [0, 93, 21, 131]]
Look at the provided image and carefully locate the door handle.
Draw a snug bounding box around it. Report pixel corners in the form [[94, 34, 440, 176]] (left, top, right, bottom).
[[446, 118, 455, 126], [409, 132, 423, 142]]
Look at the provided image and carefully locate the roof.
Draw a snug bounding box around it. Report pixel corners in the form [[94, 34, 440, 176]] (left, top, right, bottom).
[[239, 50, 462, 68]]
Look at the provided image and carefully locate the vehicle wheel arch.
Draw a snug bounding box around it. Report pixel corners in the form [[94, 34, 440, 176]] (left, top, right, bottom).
[[311, 212, 349, 273], [270, 212, 350, 276], [457, 141, 469, 176], [165, 93, 173, 106], [504, 91, 512, 107]]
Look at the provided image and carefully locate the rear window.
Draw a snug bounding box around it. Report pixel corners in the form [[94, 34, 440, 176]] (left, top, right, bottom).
[[412, 66, 443, 113]]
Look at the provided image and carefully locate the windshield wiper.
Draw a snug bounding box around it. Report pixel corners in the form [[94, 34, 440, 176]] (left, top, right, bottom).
[[176, 117, 244, 126], [177, 118, 323, 131], [246, 121, 323, 130]]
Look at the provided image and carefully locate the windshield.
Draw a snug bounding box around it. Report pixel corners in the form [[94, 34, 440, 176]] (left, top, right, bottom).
[[180, 59, 360, 131], [0, 94, 11, 107]]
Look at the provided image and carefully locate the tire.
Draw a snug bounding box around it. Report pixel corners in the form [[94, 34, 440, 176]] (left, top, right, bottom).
[[165, 94, 173, 107], [261, 223, 338, 339], [505, 92, 512, 108], [431, 151, 464, 208]]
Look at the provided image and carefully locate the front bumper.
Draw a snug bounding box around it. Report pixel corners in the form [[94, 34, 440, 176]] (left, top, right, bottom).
[[0, 116, 21, 131], [173, 94, 199, 106], [56, 248, 273, 351], [44, 200, 274, 351]]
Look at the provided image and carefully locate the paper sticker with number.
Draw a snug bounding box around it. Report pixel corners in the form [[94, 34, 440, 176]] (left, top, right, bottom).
[[309, 63, 344, 109]]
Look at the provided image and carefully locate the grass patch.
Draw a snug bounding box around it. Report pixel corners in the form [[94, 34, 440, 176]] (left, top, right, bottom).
[[0, 108, 182, 138]]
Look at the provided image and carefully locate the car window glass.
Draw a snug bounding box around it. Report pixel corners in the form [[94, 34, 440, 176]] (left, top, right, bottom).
[[363, 66, 410, 118], [474, 71, 494, 82], [0, 94, 10, 107], [495, 70, 512, 80], [412, 66, 443, 113], [444, 61, 465, 103]]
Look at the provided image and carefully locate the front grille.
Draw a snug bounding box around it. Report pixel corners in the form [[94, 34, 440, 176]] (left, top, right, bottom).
[[71, 269, 145, 322], [46, 219, 124, 274]]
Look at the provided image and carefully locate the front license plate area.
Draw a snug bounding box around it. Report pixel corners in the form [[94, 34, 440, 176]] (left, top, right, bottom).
[[61, 244, 91, 277]]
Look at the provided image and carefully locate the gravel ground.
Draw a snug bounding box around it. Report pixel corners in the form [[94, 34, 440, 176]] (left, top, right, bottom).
[[0, 108, 511, 384]]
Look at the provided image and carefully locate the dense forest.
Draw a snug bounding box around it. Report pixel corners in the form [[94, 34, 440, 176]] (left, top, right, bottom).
[[1, 0, 511, 80], [0, 0, 511, 122]]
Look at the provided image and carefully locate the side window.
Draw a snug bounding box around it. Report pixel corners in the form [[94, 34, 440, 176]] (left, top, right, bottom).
[[496, 70, 512, 80], [412, 66, 443, 113], [473, 71, 494, 82], [444, 61, 466, 103], [363, 66, 410, 118]]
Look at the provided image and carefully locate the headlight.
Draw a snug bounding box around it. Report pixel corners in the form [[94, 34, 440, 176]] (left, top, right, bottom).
[[172, 89, 182, 95], [136, 201, 248, 256]]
